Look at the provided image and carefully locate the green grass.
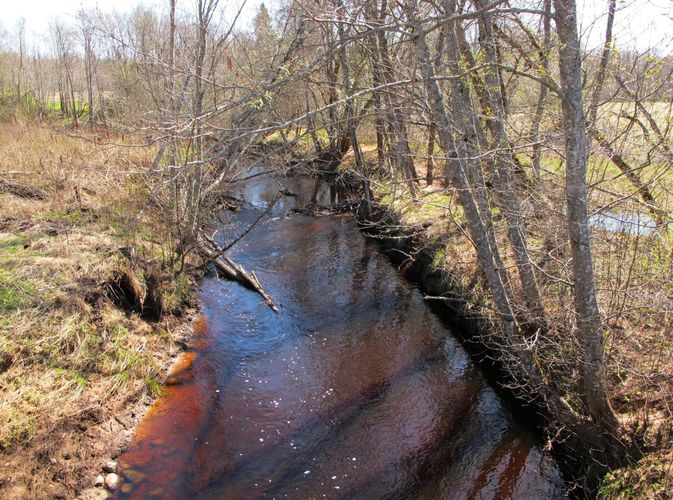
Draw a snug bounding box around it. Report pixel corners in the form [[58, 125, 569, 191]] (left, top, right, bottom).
[[0, 268, 34, 312], [1, 413, 36, 448], [54, 367, 88, 388], [378, 184, 463, 225], [0, 87, 90, 121], [164, 273, 192, 314], [432, 245, 448, 268], [0, 235, 30, 253], [42, 209, 97, 225], [143, 375, 163, 396], [264, 127, 329, 148]]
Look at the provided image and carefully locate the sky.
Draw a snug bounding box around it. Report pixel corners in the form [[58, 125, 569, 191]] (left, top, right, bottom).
[[0, 0, 264, 47], [578, 0, 673, 52], [0, 0, 671, 52]]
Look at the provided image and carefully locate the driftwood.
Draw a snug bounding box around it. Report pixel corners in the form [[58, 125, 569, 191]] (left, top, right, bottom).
[[0, 180, 47, 200], [198, 233, 280, 314]]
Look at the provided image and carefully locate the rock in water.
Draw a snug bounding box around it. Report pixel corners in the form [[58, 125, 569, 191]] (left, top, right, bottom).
[[105, 473, 120, 490]]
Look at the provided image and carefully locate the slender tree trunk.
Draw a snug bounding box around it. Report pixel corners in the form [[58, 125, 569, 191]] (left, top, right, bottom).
[[16, 20, 25, 102], [409, 2, 516, 337], [530, 0, 552, 178], [472, 0, 546, 323], [426, 125, 435, 186], [409, 4, 613, 448], [585, 0, 661, 225], [553, 0, 619, 435], [441, 0, 511, 299], [83, 28, 96, 130], [587, 0, 616, 128], [336, 0, 372, 214], [375, 0, 418, 195], [168, 0, 177, 167], [364, 1, 387, 173]]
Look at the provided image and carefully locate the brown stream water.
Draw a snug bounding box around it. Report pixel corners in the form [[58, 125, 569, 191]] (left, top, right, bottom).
[[114, 173, 566, 499]]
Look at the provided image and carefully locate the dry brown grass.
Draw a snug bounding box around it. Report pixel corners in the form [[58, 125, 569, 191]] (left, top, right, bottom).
[[0, 122, 196, 498]]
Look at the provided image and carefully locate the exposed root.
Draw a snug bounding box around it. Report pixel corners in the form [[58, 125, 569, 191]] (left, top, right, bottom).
[[142, 269, 164, 322], [106, 270, 144, 315]]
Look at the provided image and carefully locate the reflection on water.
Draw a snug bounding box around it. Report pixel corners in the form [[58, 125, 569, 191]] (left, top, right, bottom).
[[589, 211, 662, 235], [115, 173, 566, 499]]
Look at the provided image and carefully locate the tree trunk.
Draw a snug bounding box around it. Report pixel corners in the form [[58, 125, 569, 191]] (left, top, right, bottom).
[[426, 125, 435, 186], [472, 0, 546, 324], [410, 0, 611, 450], [409, 2, 517, 337], [373, 0, 418, 196], [585, 0, 662, 225], [530, 0, 552, 178], [440, 0, 511, 300], [553, 0, 619, 436], [336, 0, 372, 214]]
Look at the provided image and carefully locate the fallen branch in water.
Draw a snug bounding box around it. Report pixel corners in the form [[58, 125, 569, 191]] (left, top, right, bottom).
[[198, 232, 280, 314]]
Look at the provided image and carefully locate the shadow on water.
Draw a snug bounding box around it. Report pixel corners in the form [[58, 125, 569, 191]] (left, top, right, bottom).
[[114, 172, 567, 499]]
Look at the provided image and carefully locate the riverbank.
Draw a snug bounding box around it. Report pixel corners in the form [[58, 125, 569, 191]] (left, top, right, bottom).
[[0, 122, 199, 498], [357, 177, 673, 497]]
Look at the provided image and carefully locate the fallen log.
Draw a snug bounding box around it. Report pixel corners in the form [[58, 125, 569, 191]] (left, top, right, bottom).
[[0, 180, 47, 200], [198, 233, 280, 314]]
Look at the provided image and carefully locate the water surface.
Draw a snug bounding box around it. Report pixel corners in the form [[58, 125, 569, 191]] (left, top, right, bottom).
[[115, 173, 566, 499]]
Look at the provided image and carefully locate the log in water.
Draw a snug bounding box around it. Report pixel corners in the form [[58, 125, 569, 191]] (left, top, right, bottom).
[[114, 173, 566, 499]]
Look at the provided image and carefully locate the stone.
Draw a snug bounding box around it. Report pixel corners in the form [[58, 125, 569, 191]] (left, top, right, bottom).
[[121, 468, 145, 484], [103, 460, 117, 473], [104, 473, 119, 490], [94, 475, 104, 487]]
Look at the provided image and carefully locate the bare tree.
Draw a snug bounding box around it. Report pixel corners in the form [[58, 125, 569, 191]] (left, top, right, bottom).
[[586, 0, 662, 224], [553, 0, 619, 436], [14, 18, 26, 103], [78, 10, 99, 130], [51, 21, 79, 127]]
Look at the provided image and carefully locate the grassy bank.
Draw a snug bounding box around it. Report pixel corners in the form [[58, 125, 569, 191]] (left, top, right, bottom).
[[0, 121, 198, 498]]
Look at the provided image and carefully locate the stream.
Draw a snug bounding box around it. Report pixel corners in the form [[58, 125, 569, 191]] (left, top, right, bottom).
[[114, 172, 567, 499]]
